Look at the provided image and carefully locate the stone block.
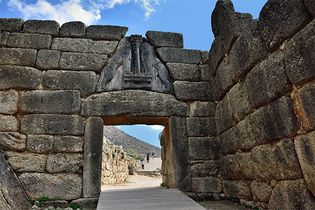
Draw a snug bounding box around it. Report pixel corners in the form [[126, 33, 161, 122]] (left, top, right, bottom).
[[298, 83, 315, 130], [71, 198, 98, 210], [20, 90, 80, 114], [23, 20, 60, 36], [52, 38, 118, 54], [86, 25, 128, 40], [43, 70, 96, 97], [0, 132, 26, 151], [0, 31, 9, 47], [0, 115, 18, 132], [0, 90, 18, 114], [251, 181, 272, 202], [36, 50, 60, 70], [188, 137, 220, 160], [258, 0, 311, 50], [215, 96, 234, 135], [0, 18, 23, 32], [7, 33, 52, 49], [0, 48, 37, 66], [245, 52, 291, 108], [157, 48, 201, 64], [305, 0, 315, 17], [186, 117, 216, 137], [268, 179, 315, 210], [81, 90, 189, 117], [174, 81, 211, 101], [166, 63, 199, 81], [192, 177, 222, 193], [146, 31, 183, 48], [21, 114, 84, 135], [219, 127, 239, 155], [27, 135, 54, 153], [200, 64, 210, 81], [201, 51, 209, 64], [83, 117, 104, 198], [46, 153, 83, 173], [295, 131, 315, 197], [19, 173, 82, 200], [223, 180, 252, 200], [0, 65, 42, 90], [5, 151, 46, 172], [60, 21, 86, 38], [220, 154, 247, 180], [59, 52, 108, 73], [54, 136, 83, 153], [191, 161, 219, 177], [190, 101, 215, 117]]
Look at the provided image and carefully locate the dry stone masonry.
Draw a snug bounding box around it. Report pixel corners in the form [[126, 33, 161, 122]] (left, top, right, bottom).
[[0, 0, 314, 209]]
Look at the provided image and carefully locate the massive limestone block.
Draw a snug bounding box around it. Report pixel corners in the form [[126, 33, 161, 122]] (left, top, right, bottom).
[[298, 83, 315, 130], [23, 20, 60, 36], [21, 114, 84, 135], [191, 161, 219, 177], [0, 18, 23, 32], [0, 151, 31, 210], [190, 101, 215, 117], [97, 36, 173, 94], [188, 137, 219, 160], [36, 49, 61, 70], [27, 135, 54, 153], [7, 33, 52, 49], [19, 173, 82, 200], [0, 115, 18, 132], [304, 0, 315, 17], [295, 131, 315, 196], [60, 21, 86, 37], [5, 151, 46, 172], [173, 81, 211, 101], [81, 90, 189, 117], [0, 65, 42, 90], [43, 70, 97, 97], [157, 48, 201, 64], [166, 63, 200, 81], [0, 48, 37, 66], [186, 117, 216, 137], [52, 38, 118, 54], [250, 181, 272, 203], [0, 132, 26, 151], [53, 136, 83, 152], [46, 153, 83, 173], [146, 31, 183, 48], [268, 179, 315, 210], [86, 25, 128, 40], [192, 177, 222, 193], [20, 90, 81, 114], [0, 90, 18, 114], [215, 96, 234, 135], [223, 180, 252, 201]]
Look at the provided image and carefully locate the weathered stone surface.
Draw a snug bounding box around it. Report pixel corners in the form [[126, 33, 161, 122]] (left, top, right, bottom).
[[60, 21, 86, 38], [83, 117, 103, 198], [0, 151, 31, 210], [6, 151, 46, 172], [36, 49, 60, 70], [21, 114, 84, 135], [0, 48, 37, 66], [52, 38, 118, 54], [59, 52, 108, 72], [219, 127, 239, 155], [192, 177, 222, 193], [43, 70, 97, 97], [305, 0, 315, 17], [0, 90, 18, 114], [258, 0, 311, 49], [0, 31, 9, 47], [23, 20, 60, 36], [0, 115, 18, 132], [187, 117, 216, 137], [46, 153, 83, 173], [188, 137, 220, 160], [7, 33, 52, 49], [54, 136, 83, 152], [20, 90, 81, 114], [27, 135, 54, 153], [146, 31, 183, 48], [223, 180, 252, 200], [174, 81, 211, 101], [268, 179, 315, 210], [169, 117, 191, 191], [42, 200, 68, 208], [201, 51, 209, 64], [295, 131, 315, 197], [298, 83, 315, 130], [86, 25, 128, 40], [0, 18, 23, 32], [157, 48, 201, 64], [215, 96, 234, 135], [82, 90, 189, 117], [191, 161, 219, 177], [19, 173, 82, 200], [190, 101, 215, 117], [200, 64, 210, 81], [0, 65, 41, 90], [71, 198, 98, 210], [166, 63, 199, 81], [0, 132, 26, 151], [245, 52, 291, 108], [251, 181, 272, 202]]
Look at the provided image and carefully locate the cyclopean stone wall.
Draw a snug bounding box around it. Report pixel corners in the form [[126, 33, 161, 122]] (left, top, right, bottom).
[[201, 0, 315, 209]]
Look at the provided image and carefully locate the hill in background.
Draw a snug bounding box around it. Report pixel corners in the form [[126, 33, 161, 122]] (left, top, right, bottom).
[[103, 126, 161, 160]]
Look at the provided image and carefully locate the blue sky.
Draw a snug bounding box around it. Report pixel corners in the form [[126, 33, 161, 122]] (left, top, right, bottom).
[[0, 0, 267, 146]]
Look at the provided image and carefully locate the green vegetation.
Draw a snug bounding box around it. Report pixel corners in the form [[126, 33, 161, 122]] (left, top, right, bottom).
[[125, 148, 143, 160], [69, 202, 81, 210], [30, 195, 81, 209]]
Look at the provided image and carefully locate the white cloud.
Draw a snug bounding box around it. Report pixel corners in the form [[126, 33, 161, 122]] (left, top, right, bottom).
[[148, 125, 164, 131], [7, 0, 161, 25]]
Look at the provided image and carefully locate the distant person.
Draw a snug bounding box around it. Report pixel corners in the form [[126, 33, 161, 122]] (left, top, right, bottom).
[[141, 159, 145, 170], [146, 152, 150, 163]]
